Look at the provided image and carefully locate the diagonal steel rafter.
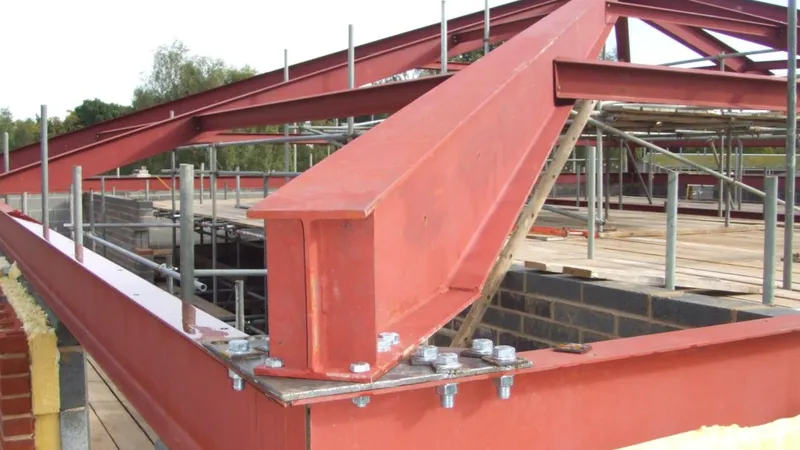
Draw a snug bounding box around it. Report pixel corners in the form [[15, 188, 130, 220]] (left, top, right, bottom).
[[5, 0, 556, 171], [246, 0, 613, 381], [0, 1, 561, 194]]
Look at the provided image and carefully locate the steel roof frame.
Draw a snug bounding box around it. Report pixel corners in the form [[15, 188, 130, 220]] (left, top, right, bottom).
[[0, 0, 796, 448]]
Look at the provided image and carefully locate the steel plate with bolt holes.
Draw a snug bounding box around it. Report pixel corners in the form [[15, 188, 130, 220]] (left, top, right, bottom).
[[202, 341, 532, 404]]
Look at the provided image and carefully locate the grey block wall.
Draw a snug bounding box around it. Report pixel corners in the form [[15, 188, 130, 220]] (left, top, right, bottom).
[[82, 194, 154, 283], [2, 192, 73, 235], [435, 265, 798, 349]]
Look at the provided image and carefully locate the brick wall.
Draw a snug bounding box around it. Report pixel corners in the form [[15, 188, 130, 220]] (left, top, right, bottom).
[[436, 265, 798, 350], [0, 294, 34, 450], [83, 194, 154, 283]]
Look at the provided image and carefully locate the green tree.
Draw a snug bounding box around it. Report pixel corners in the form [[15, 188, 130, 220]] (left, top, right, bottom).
[[72, 99, 132, 128]]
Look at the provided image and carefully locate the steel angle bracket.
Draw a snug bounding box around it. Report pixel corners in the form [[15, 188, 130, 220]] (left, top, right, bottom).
[[202, 341, 532, 406]]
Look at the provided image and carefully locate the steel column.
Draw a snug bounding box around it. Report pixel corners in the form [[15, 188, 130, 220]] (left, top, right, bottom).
[[249, 0, 613, 381], [179, 164, 195, 303], [764, 175, 778, 305], [785, 0, 797, 290]]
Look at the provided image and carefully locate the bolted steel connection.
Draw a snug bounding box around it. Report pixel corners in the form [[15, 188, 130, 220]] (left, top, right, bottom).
[[493, 374, 514, 400], [227, 339, 251, 355], [228, 369, 245, 392], [412, 345, 439, 364], [434, 352, 462, 371], [377, 331, 400, 352], [352, 396, 371, 408], [350, 361, 371, 373], [471, 338, 494, 356], [436, 383, 458, 409], [492, 345, 517, 364], [263, 356, 284, 368]]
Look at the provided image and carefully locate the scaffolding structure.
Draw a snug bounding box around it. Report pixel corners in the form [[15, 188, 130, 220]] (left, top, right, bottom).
[[0, 0, 798, 448]]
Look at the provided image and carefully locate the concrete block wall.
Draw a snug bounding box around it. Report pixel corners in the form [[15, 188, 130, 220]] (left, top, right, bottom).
[[2, 193, 72, 236], [435, 266, 798, 350], [83, 194, 154, 283]]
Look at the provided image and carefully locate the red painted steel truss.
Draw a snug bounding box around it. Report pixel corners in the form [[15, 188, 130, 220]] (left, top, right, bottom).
[[0, 0, 797, 449]]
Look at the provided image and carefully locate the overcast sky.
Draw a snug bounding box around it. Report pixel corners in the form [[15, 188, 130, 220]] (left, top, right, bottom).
[[0, 0, 791, 120]]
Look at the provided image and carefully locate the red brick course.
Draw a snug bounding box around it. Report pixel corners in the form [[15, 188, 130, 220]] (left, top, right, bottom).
[[0, 289, 33, 450]]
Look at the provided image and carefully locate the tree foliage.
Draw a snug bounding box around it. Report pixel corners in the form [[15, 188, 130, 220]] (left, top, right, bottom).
[[1, 38, 783, 177]]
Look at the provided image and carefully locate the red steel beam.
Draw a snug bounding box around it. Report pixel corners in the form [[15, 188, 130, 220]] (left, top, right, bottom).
[[308, 317, 800, 449], [246, 0, 612, 382], [554, 58, 799, 111], [746, 59, 788, 73], [621, 0, 782, 26], [615, 17, 631, 62], [690, 0, 794, 26], [189, 132, 329, 145], [645, 21, 754, 73], [197, 75, 452, 132], [0, 210, 308, 450], [5, 0, 550, 170], [420, 62, 470, 71], [0, 3, 550, 194], [606, 1, 782, 48]]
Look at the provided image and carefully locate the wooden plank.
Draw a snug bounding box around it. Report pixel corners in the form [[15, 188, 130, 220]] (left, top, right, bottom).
[[153, 199, 262, 228], [89, 406, 119, 450], [526, 257, 761, 293], [88, 383, 152, 449], [88, 358, 158, 444]]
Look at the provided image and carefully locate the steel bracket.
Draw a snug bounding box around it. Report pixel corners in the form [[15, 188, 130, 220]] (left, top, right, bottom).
[[202, 340, 532, 405]]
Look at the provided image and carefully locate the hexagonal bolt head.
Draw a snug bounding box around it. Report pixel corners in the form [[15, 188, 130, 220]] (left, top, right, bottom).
[[413, 345, 439, 362], [227, 339, 251, 355], [263, 357, 284, 368], [434, 352, 461, 370], [436, 383, 458, 409], [378, 332, 400, 345], [352, 396, 371, 408], [350, 362, 371, 373], [492, 345, 517, 363], [493, 375, 514, 400], [470, 338, 494, 356]]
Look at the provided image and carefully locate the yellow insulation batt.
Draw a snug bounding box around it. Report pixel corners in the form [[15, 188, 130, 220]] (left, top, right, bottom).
[[0, 258, 61, 450], [619, 414, 800, 449]]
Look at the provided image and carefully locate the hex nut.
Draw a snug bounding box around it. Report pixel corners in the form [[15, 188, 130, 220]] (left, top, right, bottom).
[[350, 362, 371, 373], [414, 345, 439, 362], [227, 339, 251, 355], [470, 338, 494, 355], [263, 357, 284, 368], [492, 345, 517, 362], [435, 352, 459, 366]]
